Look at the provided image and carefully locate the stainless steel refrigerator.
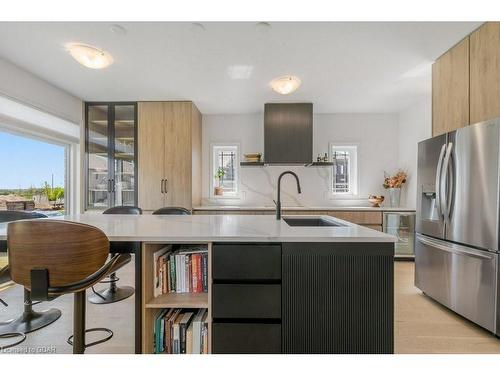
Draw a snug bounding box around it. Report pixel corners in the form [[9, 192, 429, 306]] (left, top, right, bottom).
[[415, 117, 500, 335]]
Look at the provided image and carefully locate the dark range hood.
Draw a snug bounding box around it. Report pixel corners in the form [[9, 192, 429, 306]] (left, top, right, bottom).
[[264, 103, 313, 165]]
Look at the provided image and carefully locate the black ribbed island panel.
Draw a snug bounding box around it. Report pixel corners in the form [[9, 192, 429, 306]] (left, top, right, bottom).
[[282, 243, 394, 354]]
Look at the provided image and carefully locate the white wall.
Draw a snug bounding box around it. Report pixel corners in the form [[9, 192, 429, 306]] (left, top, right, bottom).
[[397, 97, 432, 208], [202, 113, 400, 207], [0, 58, 82, 124]]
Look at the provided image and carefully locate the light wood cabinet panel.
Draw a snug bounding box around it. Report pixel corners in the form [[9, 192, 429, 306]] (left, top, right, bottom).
[[191, 105, 202, 207], [326, 211, 383, 225], [470, 22, 500, 124], [432, 37, 470, 137], [164, 102, 193, 209], [138, 102, 166, 210], [138, 101, 202, 211]]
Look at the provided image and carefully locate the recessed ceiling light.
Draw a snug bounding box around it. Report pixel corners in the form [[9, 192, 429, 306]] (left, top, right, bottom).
[[227, 65, 254, 80], [65, 43, 113, 69], [109, 24, 127, 36], [255, 22, 271, 34], [270, 75, 302, 95], [190, 22, 206, 33]]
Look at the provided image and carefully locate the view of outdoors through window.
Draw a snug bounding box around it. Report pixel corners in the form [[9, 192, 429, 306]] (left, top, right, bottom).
[[332, 150, 350, 193], [0, 131, 66, 215], [213, 145, 238, 196], [331, 145, 357, 195]]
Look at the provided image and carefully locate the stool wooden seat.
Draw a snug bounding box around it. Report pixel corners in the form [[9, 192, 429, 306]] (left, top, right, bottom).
[[7, 220, 131, 354], [0, 211, 61, 335]]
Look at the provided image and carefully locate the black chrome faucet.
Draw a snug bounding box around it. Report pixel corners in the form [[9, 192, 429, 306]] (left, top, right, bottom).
[[275, 171, 302, 220]]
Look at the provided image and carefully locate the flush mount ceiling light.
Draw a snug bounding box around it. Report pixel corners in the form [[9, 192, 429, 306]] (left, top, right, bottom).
[[270, 75, 302, 95], [65, 43, 113, 69]]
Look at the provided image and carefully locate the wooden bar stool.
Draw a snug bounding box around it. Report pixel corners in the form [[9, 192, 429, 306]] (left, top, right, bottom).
[[0, 211, 61, 335], [7, 220, 131, 354], [88, 206, 142, 305]]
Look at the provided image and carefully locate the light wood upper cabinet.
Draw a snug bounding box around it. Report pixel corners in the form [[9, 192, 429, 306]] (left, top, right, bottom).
[[432, 37, 470, 137], [470, 22, 500, 124], [138, 101, 202, 211]]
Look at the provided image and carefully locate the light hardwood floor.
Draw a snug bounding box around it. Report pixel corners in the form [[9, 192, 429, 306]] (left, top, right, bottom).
[[1, 260, 500, 354]]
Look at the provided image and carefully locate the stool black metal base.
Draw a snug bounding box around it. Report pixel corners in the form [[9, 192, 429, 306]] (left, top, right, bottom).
[[88, 285, 134, 304], [88, 272, 134, 305], [0, 332, 26, 350], [0, 308, 61, 334], [0, 289, 61, 335]]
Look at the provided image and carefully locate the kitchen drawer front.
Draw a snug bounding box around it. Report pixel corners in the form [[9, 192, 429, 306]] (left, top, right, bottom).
[[212, 244, 281, 281], [212, 323, 281, 354], [212, 284, 281, 319]]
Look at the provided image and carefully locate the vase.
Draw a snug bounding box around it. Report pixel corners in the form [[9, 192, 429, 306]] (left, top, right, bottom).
[[388, 188, 401, 207]]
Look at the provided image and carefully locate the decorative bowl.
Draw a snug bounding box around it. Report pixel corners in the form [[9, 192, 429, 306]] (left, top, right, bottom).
[[244, 153, 262, 162], [368, 195, 385, 207]]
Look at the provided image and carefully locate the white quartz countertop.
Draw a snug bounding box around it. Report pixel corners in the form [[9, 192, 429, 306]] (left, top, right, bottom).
[[0, 214, 396, 243], [193, 205, 415, 212]]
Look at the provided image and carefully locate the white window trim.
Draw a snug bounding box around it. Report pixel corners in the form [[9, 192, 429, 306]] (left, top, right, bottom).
[[329, 142, 360, 199], [209, 142, 241, 199]]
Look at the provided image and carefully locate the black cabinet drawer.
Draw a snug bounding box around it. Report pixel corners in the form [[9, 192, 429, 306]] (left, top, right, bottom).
[[212, 244, 281, 281], [212, 284, 281, 319], [212, 323, 281, 354]]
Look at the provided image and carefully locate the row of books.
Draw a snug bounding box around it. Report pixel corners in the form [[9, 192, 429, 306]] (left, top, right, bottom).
[[154, 308, 209, 354], [154, 245, 208, 296]]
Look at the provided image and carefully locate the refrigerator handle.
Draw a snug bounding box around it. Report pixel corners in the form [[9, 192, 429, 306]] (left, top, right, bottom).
[[416, 234, 494, 260], [441, 142, 453, 222], [435, 143, 447, 220]]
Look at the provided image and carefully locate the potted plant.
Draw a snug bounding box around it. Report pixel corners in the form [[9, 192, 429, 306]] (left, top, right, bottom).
[[383, 170, 407, 207], [214, 167, 225, 196]]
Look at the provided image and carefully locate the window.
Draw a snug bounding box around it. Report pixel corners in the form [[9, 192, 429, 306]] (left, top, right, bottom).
[[330, 144, 358, 196], [211, 144, 240, 197]]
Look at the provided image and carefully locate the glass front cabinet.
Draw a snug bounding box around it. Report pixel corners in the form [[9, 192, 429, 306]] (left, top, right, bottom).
[[85, 102, 137, 210]]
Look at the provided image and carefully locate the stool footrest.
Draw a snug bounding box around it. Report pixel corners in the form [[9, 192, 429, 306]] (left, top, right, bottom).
[[0, 332, 27, 350], [67, 327, 113, 349]]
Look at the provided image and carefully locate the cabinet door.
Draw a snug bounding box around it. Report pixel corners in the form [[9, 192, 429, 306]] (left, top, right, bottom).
[[164, 102, 193, 209], [470, 22, 500, 124], [112, 104, 137, 207], [138, 102, 166, 210], [87, 104, 111, 210], [432, 37, 470, 137]]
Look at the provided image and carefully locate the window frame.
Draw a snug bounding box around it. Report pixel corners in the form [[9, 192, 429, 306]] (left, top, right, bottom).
[[209, 142, 241, 199], [329, 143, 359, 198]]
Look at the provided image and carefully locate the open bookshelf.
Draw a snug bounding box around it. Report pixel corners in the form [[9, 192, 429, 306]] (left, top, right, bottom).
[[141, 243, 212, 354]]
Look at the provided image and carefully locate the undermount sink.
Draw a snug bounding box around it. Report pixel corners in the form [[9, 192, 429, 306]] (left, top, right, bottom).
[[283, 216, 346, 227]]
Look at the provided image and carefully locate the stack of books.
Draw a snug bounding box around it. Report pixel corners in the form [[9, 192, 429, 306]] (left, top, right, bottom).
[[153, 245, 208, 296], [154, 308, 209, 354]]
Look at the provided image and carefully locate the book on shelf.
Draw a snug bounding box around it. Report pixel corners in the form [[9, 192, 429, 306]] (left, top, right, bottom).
[[153, 245, 172, 298], [153, 308, 209, 354], [153, 245, 208, 296]]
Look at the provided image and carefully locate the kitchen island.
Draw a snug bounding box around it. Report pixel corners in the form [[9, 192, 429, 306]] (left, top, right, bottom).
[[0, 214, 396, 354]]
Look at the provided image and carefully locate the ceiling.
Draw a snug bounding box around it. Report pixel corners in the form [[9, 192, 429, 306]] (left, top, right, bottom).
[[0, 22, 481, 114]]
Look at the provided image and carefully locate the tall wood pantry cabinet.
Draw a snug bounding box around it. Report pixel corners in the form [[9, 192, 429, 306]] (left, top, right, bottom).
[[470, 22, 500, 124], [137, 101, 202, 211], [432, 37, 470, 137]]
